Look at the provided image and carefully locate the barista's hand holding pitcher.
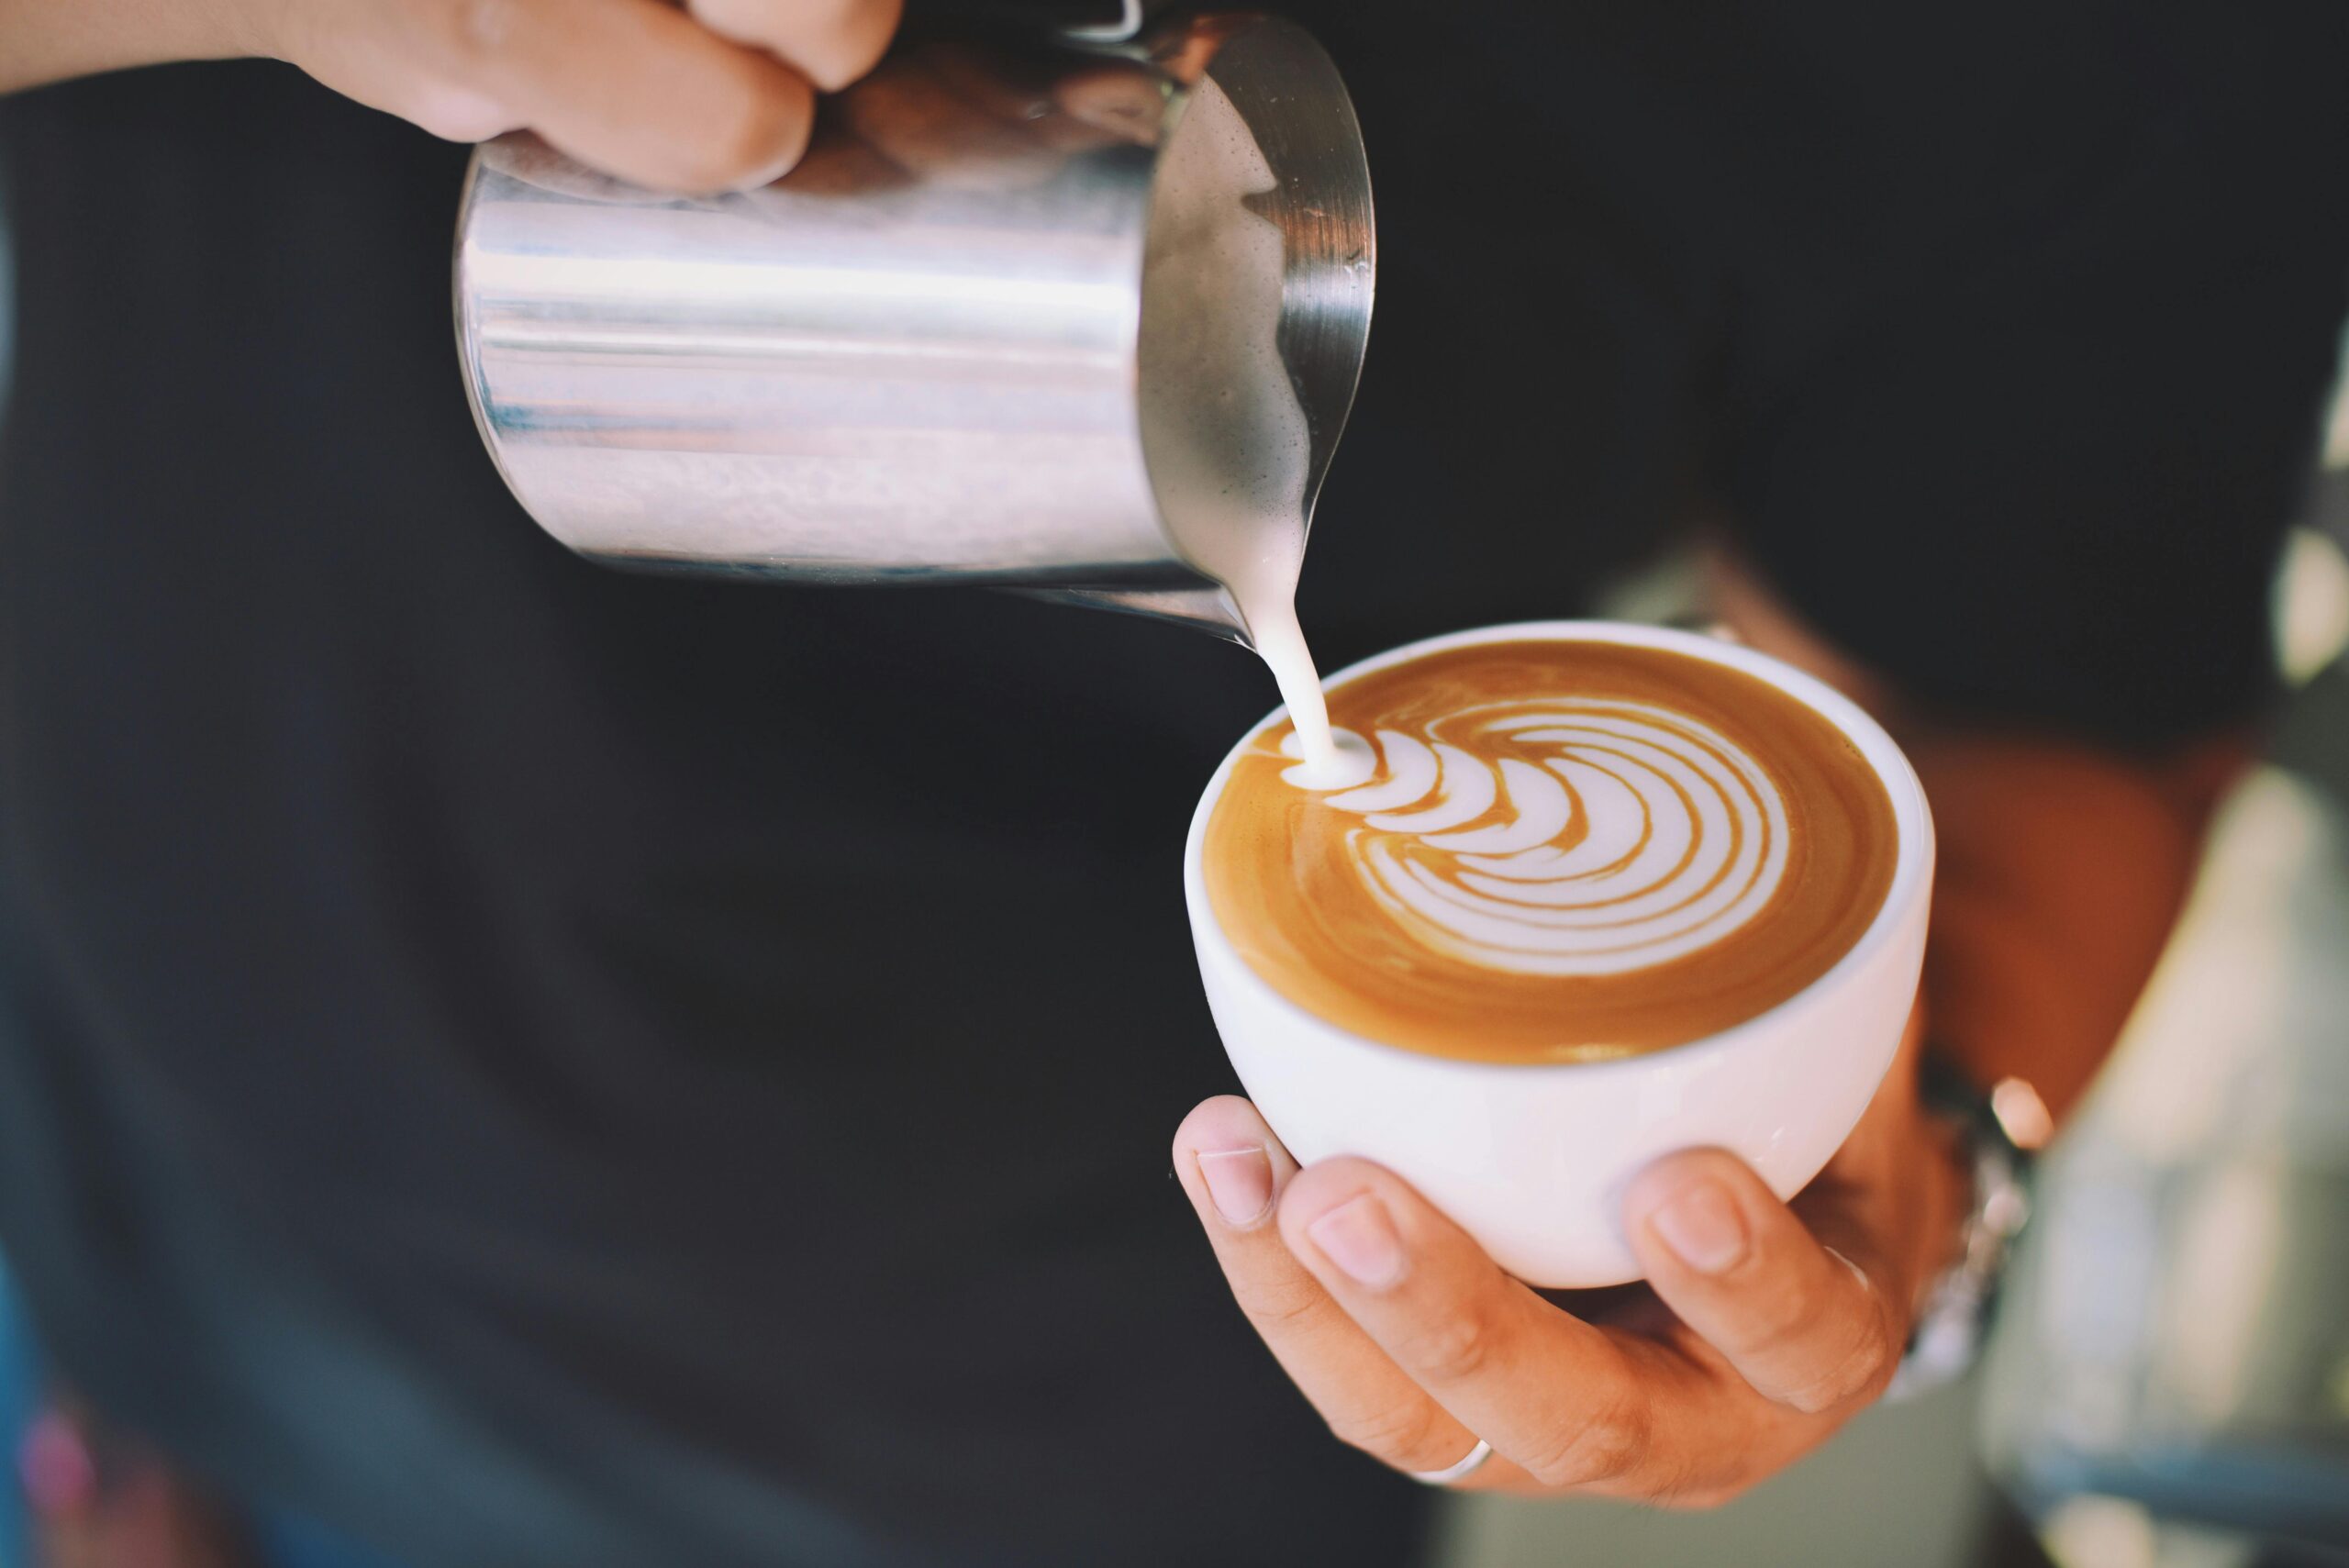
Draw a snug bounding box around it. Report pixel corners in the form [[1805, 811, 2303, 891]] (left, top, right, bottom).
[[1173, 1011, 1968, 1501], [181, 0, 902, 192]]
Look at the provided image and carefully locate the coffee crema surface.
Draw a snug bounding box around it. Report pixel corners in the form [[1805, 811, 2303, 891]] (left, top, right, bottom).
[[1202, 639, 1900, 1062]]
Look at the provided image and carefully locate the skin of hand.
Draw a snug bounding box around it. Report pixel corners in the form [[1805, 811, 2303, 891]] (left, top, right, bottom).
[[1174, 1012, 1969, 1503], [1176, 550, 2246, 1499], [0, 0, 906, 192]]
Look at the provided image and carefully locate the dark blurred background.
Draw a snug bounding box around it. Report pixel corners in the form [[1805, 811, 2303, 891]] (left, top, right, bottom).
[[15, 231, 2344, 1566]]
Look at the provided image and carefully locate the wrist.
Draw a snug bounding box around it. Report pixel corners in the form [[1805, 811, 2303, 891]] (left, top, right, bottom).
[[1904, 1109, 1975, 1313], [1885, 1056, 2039, 1400]]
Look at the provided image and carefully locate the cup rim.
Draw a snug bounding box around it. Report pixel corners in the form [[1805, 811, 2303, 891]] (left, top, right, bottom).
[[1184, 619, 1935, 1077]]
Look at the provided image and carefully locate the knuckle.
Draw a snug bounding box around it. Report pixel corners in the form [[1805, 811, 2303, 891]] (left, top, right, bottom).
[[440, 0, 520, 69], [1651, 1476, 1748, 1512], [1733, 1274, 1836, 1363], [1779, 1319, 1896, 1415], [1228, 1274, 1325, 1336], [1326, 1400, 1441, 1467], [1399, 1307, 1497, 1385], [1519, 1391, 1653, 1491], [1761, 1259, 1898, 1414]]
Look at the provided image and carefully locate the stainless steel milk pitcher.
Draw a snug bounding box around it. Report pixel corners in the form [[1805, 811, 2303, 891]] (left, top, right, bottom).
[[452, 12, 1374, 642]]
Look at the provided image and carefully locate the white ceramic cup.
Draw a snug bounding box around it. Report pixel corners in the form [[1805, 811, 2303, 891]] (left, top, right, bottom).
[[1184, 621, 1935, 1288]]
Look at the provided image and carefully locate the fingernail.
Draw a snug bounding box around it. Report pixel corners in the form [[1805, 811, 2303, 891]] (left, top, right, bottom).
[[1197, 1147, 1275, 1227], [1307, 1194, 1407, 1288], [1648, 1180, 1749, 1274]]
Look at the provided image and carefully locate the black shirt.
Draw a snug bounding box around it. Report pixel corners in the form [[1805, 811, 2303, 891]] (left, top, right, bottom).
[[1, 4, 2344, 1564]]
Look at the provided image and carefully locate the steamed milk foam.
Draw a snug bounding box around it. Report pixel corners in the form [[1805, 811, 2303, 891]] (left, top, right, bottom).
[[1137, 78, 1342, 777], [1204, 639, 1901, 1063]]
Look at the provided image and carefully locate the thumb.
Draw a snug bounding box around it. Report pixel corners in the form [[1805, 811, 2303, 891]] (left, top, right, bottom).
[[1620, 1148, 1905, 1415]]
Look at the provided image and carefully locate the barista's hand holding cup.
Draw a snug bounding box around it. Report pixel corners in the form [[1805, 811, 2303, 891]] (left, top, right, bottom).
[[1175, 622, 1949, 1497]]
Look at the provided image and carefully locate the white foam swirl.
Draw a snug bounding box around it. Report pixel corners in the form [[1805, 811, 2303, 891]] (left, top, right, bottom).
[[1281, 702, 1790, 975]]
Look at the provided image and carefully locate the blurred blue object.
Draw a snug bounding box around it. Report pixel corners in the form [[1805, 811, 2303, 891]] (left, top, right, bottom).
[[1, 1254, 37, 1568], [1, 203, 22, 1568], [258, 1509, 411, 1568]]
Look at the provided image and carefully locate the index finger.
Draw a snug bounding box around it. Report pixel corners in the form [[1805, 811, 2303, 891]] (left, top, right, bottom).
[[445, 0, 816, 192], [1172, 1099, 1509, 1483], [1278, 1158, 1748, 1501]]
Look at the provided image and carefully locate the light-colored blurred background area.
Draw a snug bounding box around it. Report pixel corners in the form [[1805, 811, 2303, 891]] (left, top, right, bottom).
[[2, 225, 2344, 1568], [1439, 355, 2349, 1568]]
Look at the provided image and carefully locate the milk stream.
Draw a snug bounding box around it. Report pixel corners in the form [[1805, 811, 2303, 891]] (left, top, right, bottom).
[[1137, 78, 1342, 780], [1230, 574, 1340, 779]]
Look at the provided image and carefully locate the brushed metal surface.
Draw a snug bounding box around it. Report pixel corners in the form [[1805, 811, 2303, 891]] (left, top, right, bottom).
[[454, 15, 1372, 643]]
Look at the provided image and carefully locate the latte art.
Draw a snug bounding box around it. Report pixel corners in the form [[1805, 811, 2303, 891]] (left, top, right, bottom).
[[1202, 638, 1901, 1062], [1281, 701, 1790, 975]]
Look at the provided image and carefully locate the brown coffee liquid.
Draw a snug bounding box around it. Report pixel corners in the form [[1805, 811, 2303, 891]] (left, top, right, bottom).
[[1203, 639, 1900, 1062]]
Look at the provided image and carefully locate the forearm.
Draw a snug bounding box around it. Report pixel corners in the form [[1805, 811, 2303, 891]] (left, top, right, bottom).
[[1706, 547, 2246, 1124], [0, 0, 250, 95], [1905, 727, 2243, 1121]]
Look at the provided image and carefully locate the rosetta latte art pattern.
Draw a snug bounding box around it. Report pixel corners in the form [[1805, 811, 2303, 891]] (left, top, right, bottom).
[[1280, 703, 1791, 976], [1205, 639, 1901, 1061]]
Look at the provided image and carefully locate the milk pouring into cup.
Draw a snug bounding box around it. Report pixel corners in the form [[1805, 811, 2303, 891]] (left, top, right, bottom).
[[453, 11, 1372, 752], [453, 13, 1934, 1290]]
